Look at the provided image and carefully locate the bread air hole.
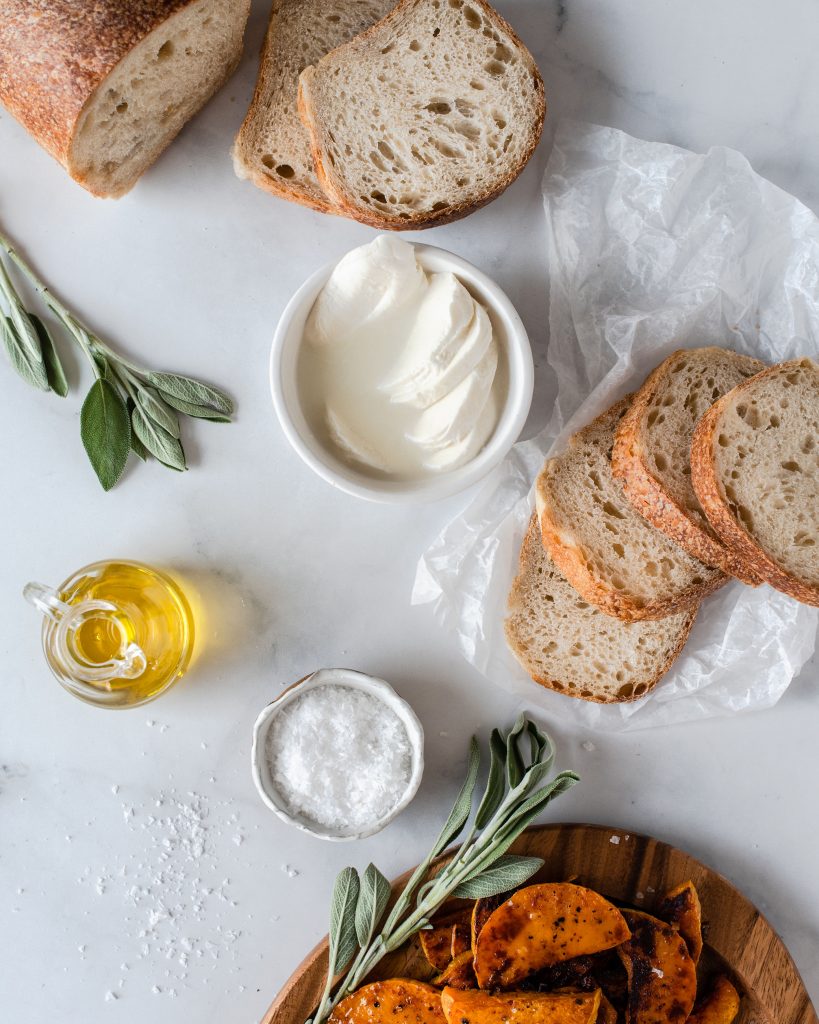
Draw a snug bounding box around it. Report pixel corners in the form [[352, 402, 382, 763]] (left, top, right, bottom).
[[602, 501, 626, 520], [463, 5, 481, 28], [409, 39, 421, 51], [157, 40, 174, 61], [795, 532, 816, 547], [484, 59, 506, 76]]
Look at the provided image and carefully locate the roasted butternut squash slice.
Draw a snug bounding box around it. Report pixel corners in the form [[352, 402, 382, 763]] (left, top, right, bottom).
[[596, 992, 618, 1024], [441, 986, 602, 1024], [688, 976, 741, 1024], [433, 951, 477, 990], [420, 910, 473, 972], [617, 911, 697, 1024], [471, 894, 506, 952], [329, 980, 446, 1024], [658, 880, 703, 963], [452, 921, 471, 958], [473, 883, 631, 989]]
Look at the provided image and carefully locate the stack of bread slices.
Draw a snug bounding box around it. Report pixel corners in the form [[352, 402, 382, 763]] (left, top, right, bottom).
[[233, 0, 545, 229], [506, 349, 819, 703]]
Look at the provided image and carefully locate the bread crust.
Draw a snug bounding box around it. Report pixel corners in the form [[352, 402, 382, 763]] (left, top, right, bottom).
[[0, 0, 247, 197], [296, 0, 546, 231], [690, 359, 819, 607], [612, 348, 763, 585], [505, 515, 697, 703], [537, 398, 725, 623], [234, 0, 391, 215]]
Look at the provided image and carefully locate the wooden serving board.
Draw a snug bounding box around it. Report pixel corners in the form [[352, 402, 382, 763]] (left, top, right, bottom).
[[262, 823, 817, 1024]]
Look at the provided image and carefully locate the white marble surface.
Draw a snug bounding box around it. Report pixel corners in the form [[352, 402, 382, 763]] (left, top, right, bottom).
[[1, 1, 818, 1020]]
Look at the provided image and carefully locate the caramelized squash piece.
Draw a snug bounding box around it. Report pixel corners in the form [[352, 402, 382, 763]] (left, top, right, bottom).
[[658, 881, 703, 963], [688, 976, 741, 1024], [420, 910, 472, 972], [329, 980, 446, 1024], [471, 894, 506, 952], [596, 992, 618, 1024], [473, 883, 631, 989], [433, 951, 477, 990], [452, 921, 471, 959], [441, 986, 602, 1024], [618, 911, 697, 1024]]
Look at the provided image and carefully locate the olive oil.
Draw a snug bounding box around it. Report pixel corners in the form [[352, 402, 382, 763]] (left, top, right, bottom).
[[25, 560, 194, 709]]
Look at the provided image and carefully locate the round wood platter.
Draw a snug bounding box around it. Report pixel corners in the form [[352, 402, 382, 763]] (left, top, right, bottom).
[[261, 823, 817, 1024]]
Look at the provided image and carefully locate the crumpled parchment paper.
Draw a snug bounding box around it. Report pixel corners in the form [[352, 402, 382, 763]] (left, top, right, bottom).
[[414, 121, 819, 730]]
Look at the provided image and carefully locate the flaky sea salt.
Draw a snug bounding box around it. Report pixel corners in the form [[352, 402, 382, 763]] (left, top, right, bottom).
[[266, 684, 412, 832]]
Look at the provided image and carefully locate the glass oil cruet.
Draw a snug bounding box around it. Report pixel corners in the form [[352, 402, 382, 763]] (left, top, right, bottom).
[[24, 560, 194, 709]]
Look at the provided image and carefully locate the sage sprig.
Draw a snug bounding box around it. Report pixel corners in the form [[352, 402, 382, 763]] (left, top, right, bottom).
[[0, 226, 233, 490], [308, 716, 579, 1024]]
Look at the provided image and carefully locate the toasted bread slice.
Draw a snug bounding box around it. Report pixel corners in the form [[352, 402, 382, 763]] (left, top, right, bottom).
[[691, 357, 819, 606], [535, 398, 725, 621], [612, 347, 765, 584], [233, 0, 395, 212], [297, 0, 545, 229], [505, 515, 697, 702]]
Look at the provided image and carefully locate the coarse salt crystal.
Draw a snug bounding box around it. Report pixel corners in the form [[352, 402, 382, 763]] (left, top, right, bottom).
[[265, 684, 413, 832]]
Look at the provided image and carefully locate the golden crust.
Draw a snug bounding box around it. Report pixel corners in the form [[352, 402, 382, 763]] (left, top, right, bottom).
[[536, 398, 724, 623], [690, 360, 819, 607], [0, 1, 191, 169], [296, 0, 546, 231], [612, 350, 763, 586]]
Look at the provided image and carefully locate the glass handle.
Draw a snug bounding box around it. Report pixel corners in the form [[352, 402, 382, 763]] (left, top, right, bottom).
[[23, 582, 70, 622], [118, 643, 148, 680]]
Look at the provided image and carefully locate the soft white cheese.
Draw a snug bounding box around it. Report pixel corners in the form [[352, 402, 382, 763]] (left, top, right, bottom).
[[305, 234, 426, 347], [298, 236, 502, 479]]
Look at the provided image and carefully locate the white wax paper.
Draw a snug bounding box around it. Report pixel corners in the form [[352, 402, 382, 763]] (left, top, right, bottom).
[[414, 121, 819, 730]]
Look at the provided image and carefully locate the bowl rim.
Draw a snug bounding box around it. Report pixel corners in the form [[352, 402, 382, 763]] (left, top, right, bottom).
[[269, 241, 534, 505], [250, 668, 425, 842]]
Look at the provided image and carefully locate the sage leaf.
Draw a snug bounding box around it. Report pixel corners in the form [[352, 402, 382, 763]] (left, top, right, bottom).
[[453, 855, 544, 899], [505, 715, 526, 790], [126, 399, 148, 461], [475, 729, 507, 830], [132, 405, 186, 471], [430, 736, 481, 858], [355, 864, 391, 948], [148, 371, 234, 415], [161, 392, 232, 422], [329, 867, 360, 975], [31, 315, 68, 397], [80, 378, 131, 491], [137, 386, 180, 438], [2, 316, 49, 391]]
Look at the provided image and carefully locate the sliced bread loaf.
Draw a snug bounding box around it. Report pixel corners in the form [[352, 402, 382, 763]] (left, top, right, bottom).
[[612, 347, 765, 584], [535, 398, 725, 622], [505, 515, 697, 703], [691, 357, 819, 606], [233, 0, 395, 212], [0, 0, 250, 198], [297, 0, 545, 229]]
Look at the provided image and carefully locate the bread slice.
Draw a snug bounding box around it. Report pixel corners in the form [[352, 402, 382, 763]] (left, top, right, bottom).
[[233, 0, 395, 212], [0, 0, 251, 198], [535, 398, 725, 622], [691, 357, 819, 606], [297, 0, 545, 230], [612, 347, 766, 584], [505, 515, 697, 703]]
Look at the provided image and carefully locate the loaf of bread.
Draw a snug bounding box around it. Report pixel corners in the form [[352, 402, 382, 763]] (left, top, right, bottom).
[[612, 347, 765, 584], [505, 515, 697, 703], [691, 357, 819, 606], [297, 0, 545, 229], [233, 0, 395, 213], [535, 397, 725, 621], [0, 0, 251, 197]]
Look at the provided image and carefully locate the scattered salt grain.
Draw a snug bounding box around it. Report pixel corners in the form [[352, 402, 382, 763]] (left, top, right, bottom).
[[265, 684, 413, 832], [581, 740, 596, 752], [609, 835, 620, 845]]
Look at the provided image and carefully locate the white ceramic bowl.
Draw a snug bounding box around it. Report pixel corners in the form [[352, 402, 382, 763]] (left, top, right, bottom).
[[270, 243, 534, 503], [251, 668, 425, 841]]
